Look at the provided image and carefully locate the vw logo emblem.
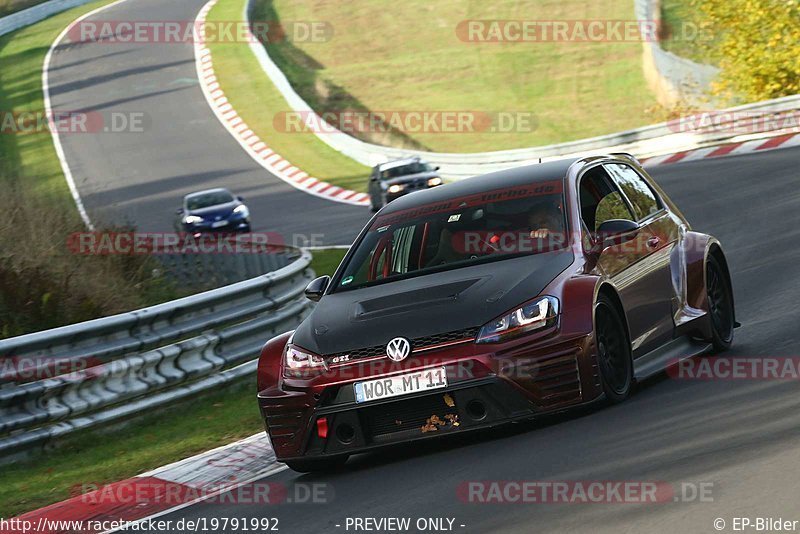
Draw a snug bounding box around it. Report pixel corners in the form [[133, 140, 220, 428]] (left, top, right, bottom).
[[386, 337, 411, 362]]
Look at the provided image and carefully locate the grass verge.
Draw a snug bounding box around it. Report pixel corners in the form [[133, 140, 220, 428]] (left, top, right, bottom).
[[0, 248, 344, 517], [308, 247, 347, 277], [258, 0, 662, 152], [206, 0, 370, 192]]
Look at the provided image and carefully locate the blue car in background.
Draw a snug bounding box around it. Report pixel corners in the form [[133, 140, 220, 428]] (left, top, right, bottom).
[[176, 188, 251, 235]]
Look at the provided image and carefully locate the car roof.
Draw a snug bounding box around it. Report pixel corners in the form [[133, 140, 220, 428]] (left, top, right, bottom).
[[184, 188, 232, 200], [378, 157, 581, 214], [377, 157, 423, 171]]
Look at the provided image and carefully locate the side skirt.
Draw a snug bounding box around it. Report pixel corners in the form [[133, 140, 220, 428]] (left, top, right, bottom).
[[633, 336, 711, 381]]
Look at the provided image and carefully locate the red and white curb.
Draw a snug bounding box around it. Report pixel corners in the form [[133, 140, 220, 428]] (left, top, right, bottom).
[[640, 129, 800, 168], [5, 434, 284, 534], [193, 0, 369, 207]]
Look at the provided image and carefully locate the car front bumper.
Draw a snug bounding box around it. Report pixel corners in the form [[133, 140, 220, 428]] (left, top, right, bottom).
[[259, 333, 599, 461], [260, 376, 535, 461]]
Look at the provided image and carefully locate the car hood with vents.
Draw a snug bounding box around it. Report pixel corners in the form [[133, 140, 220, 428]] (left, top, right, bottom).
[[292, 250, 575, 356]]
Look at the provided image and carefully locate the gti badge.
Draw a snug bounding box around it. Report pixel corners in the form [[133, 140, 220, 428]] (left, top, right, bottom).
[[386, 337, 411, 362]]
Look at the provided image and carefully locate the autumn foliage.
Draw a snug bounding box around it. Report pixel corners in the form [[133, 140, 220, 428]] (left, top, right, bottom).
[[696, 0, 800, 101]]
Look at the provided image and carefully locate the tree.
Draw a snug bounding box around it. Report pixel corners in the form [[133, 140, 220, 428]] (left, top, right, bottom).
[[696, 0, 800, 101]]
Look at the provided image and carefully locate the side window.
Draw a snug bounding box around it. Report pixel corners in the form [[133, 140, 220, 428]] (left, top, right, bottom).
[[604, 164, 662, 221], [579, 166, 635, 232]]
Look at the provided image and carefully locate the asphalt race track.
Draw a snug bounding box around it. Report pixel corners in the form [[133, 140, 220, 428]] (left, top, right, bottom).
[[48, 0, 369, 246], [49, 1, 800, 533]]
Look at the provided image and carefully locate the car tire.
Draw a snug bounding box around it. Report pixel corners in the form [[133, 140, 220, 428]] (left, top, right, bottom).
[[284, 455, 349, 473], [706, 255, 734, 352], [595, 294, 633, 403]]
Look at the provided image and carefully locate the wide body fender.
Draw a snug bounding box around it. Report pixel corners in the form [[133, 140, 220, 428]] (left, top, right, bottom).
[[671, 231, 733, 340]]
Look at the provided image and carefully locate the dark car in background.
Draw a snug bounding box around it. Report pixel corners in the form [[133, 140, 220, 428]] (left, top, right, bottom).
[[175, 188, 251, 235], [368, 157, 443, 211], [257, 153, 737, 473]]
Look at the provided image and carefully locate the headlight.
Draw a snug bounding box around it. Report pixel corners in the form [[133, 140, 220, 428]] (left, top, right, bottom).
[[387, 184, 404, 194], [476, 296, 559, 344], [233, 204, 249, 218], [183, 215, 202, 225], [283, 344, 325, 377], [427, 177, 443, 187]]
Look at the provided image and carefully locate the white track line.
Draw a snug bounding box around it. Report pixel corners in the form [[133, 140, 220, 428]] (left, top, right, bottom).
[[43, 0, 132, 230]]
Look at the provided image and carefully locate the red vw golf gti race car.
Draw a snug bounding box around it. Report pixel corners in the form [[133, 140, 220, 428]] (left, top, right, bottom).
[[256, 154, 736, 472]]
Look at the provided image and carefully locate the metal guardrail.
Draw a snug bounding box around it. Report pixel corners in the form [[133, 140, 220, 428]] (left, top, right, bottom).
[[244, 0, 800, 180], [0, 246, 315, 463], [0, 0, 94, 36]]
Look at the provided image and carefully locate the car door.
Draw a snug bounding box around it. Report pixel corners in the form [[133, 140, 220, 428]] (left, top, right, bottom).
[[579, 164, 673, 358], [602, 163, 676, 357]]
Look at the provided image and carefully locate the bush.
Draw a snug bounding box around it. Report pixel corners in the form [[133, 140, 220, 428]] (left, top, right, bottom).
[[0, 182, 182, 338], [696, 0, 800, 102]]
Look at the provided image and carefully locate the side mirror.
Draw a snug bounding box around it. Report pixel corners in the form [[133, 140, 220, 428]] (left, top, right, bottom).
[[593, 219, 639, 250], [237, 195, 244, 201], [434, 166, 440, 171], [176, 207, 184, 214], [369, 175, 378, 182], [304, 275, 330, 302]]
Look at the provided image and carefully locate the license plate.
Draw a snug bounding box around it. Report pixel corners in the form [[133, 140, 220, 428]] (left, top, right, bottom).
[[354, 367, 448, 404], [211, 220, 227, 228]]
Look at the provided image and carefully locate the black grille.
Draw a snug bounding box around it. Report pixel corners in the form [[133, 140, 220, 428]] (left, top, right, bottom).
[[325, 327, 479, 363], [415, 327, 480, 349], [361, 393, 456, 438]]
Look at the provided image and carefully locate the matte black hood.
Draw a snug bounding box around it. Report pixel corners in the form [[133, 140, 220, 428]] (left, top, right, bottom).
[[292, 250, 574, 356]]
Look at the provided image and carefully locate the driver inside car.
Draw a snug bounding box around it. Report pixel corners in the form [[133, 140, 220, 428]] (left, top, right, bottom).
[[528, 205, 564, 241]]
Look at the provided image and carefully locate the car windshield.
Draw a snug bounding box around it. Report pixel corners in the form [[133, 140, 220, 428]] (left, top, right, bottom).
[[185, 191, 234, 210], [380, 162, 432, 179], [334, 181, 567, 292]]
